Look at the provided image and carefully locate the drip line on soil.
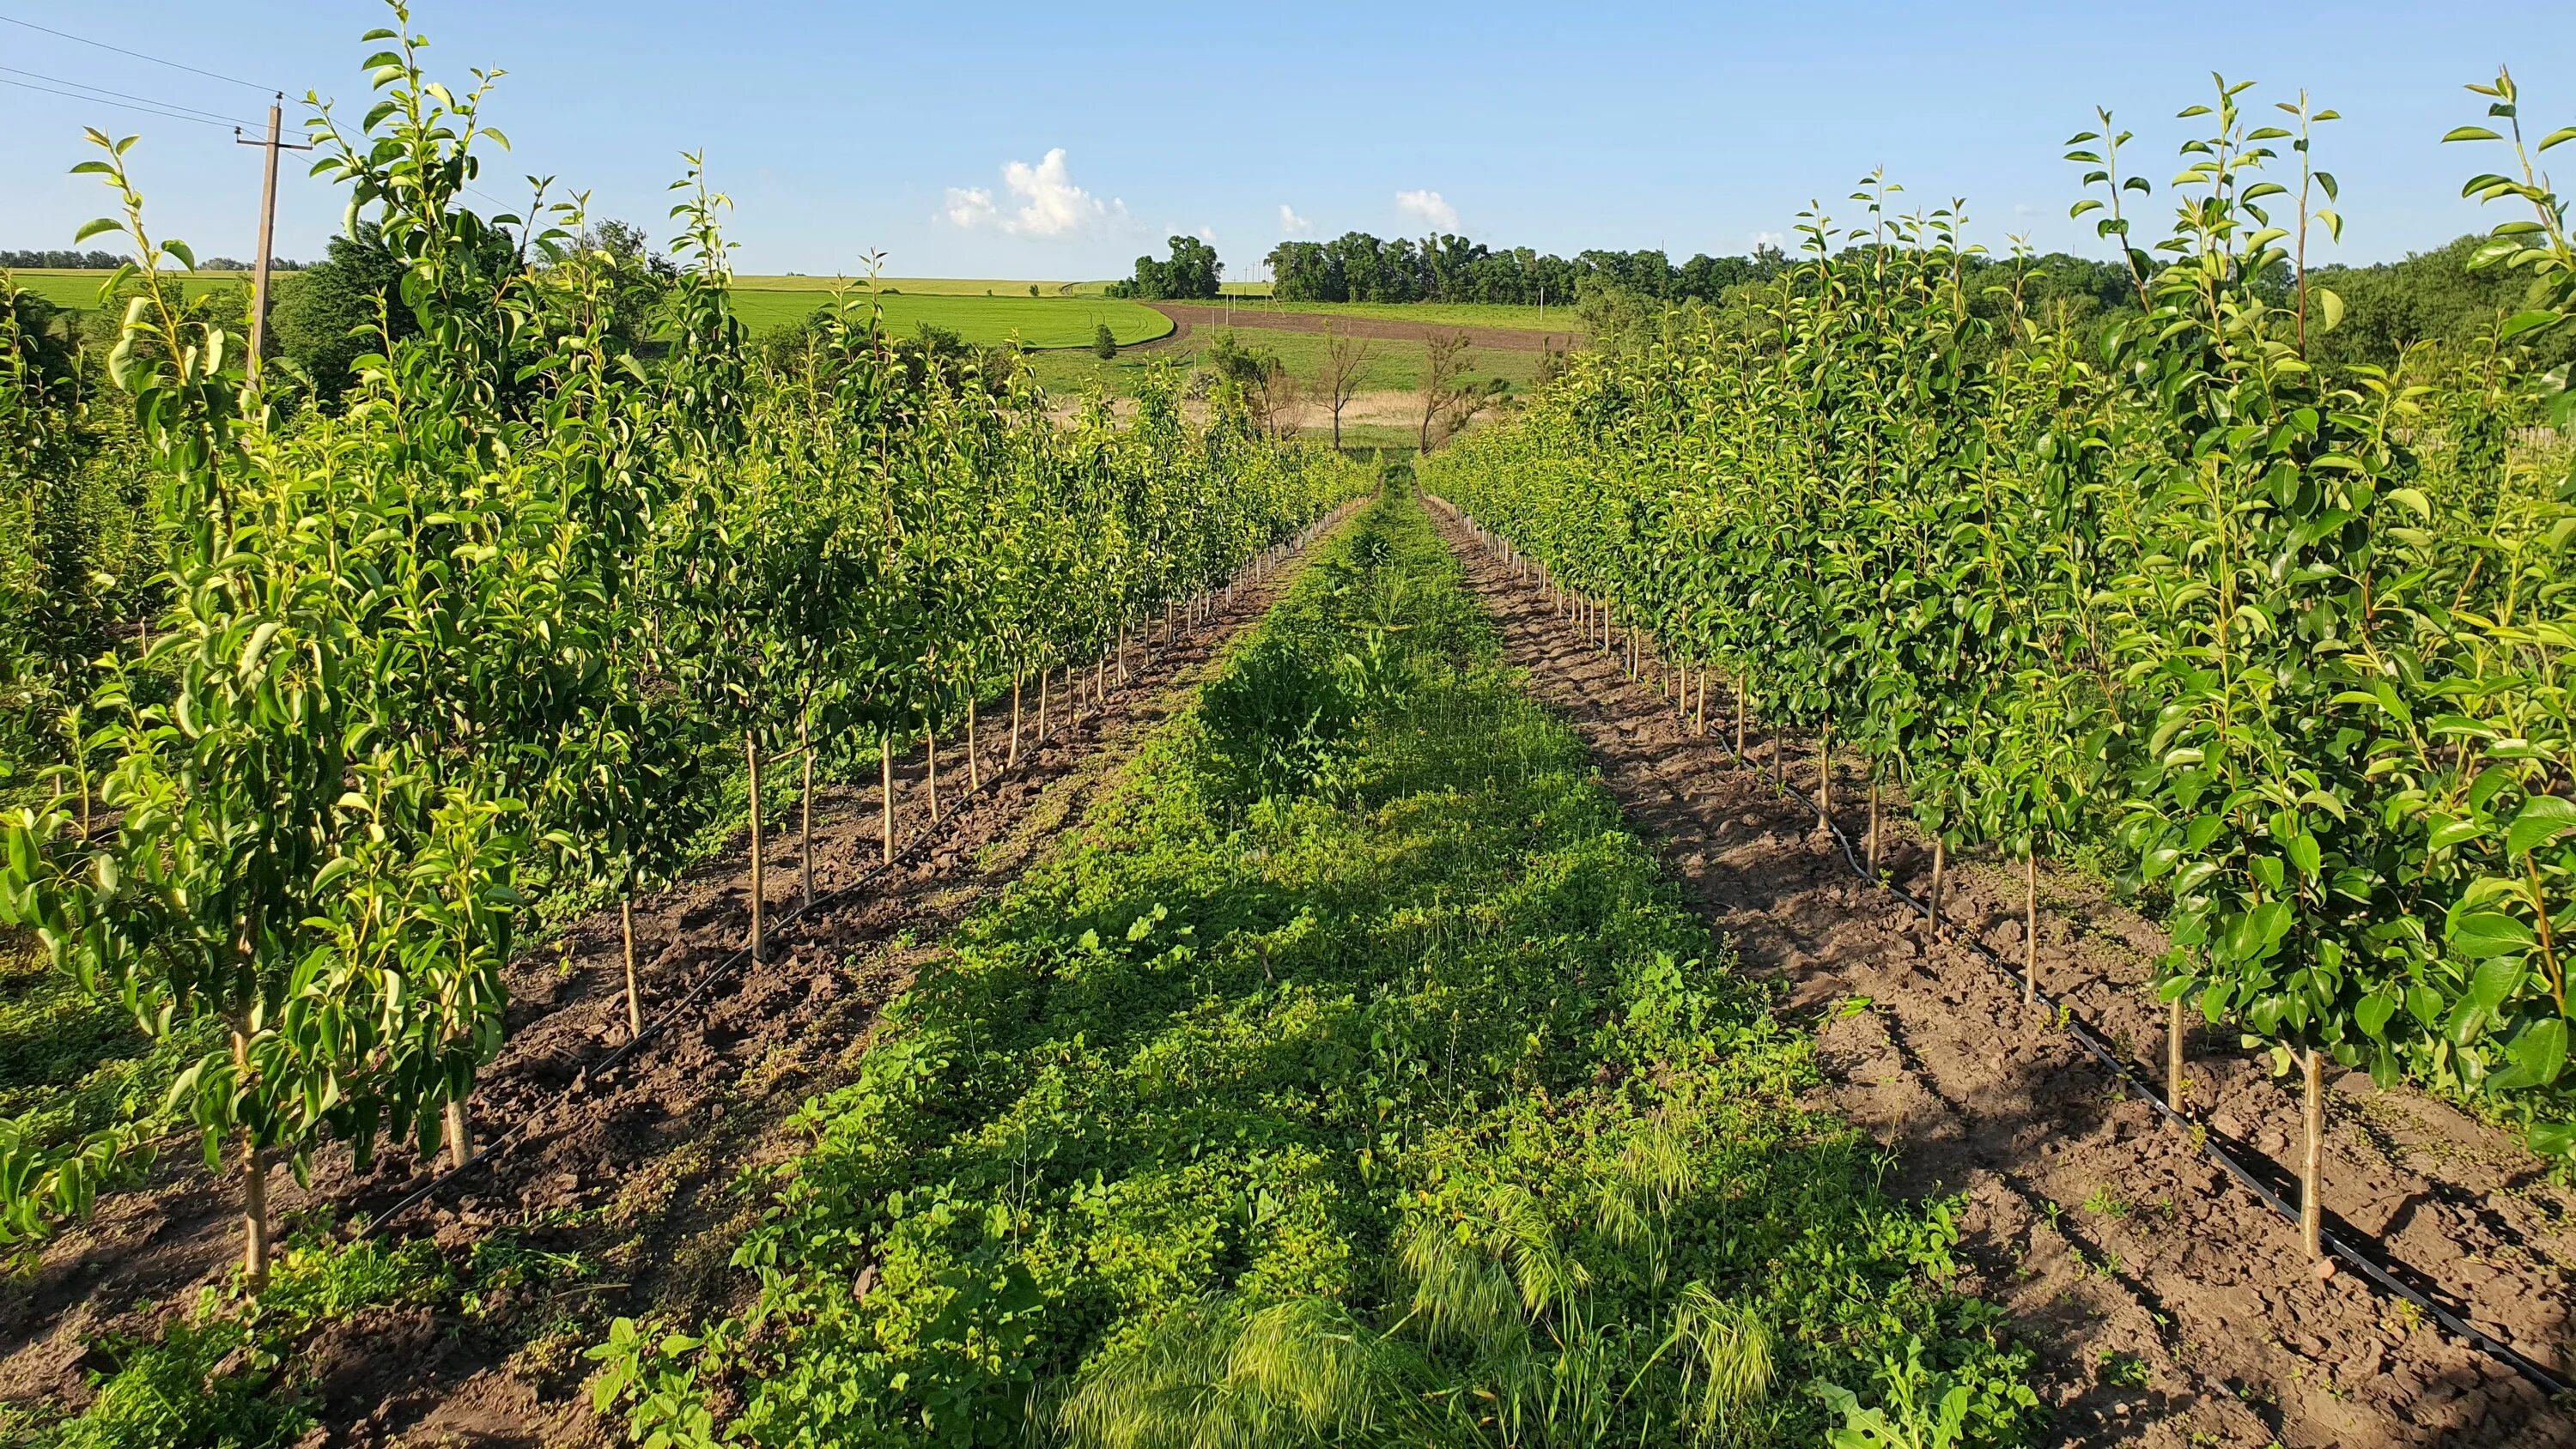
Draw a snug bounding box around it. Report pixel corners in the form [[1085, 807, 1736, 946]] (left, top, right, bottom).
[[1437, 499, 2576, 1404], [361, 507, 1360, 1239]]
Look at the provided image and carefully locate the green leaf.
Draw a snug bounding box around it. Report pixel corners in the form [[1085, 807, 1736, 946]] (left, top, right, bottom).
[[2507, 795, 2576, 856], [2450, 910, 2536, 960], [72, 217, 124, 245], [2514, 1018, 2567, 1088], [2444, 125, 2505, 142]]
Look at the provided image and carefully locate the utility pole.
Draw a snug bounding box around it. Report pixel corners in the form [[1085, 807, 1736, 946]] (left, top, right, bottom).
[[235, 94, 312, 389]]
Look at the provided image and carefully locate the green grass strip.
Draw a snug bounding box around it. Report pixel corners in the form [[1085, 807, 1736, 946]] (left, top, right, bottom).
[[598, 491, 2043, 1447]]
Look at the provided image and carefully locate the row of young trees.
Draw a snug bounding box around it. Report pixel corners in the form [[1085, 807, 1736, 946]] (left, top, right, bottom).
[[1424, 72, 2576, 1258], [0, 5, 1364, 1283]]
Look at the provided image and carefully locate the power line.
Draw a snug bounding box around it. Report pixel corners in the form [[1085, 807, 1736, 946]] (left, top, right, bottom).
[[0, 12, 279, 93], [0, 73, 253, 130], [0, 64, 258, 127]]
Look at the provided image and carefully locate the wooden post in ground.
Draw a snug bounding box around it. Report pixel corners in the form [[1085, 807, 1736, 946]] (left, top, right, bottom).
[[2167, 996, 2186, 1110], [622, 897, 643, 1039], [1818, 726, 1832, 818], [967, 700, 982, 791], [800, 721, 815, 911], [2023, 852, 2038, 1006], [747, 732, 765, 965], [1928, 836, 1946, 942], [1009, 675, 1023, 768], [2300, 1047, 2326, 1260], [1038, 669, 1050, 743], [925, 724, 939, 822], [1866, 774, 1880, 876], [879, 736, 894, 865]]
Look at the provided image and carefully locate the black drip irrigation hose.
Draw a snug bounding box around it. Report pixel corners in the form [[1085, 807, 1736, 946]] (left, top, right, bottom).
[[363, 506, 1361, 1237], [1432, 499, 2575, 1404]]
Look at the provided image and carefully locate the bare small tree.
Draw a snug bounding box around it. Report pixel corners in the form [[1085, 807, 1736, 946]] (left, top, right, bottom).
[[1316, 320, 1375, 450], [1418, 331, 1488, 452]]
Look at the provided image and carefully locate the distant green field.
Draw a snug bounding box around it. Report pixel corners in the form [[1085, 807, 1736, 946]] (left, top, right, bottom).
[[730, 290, 1171, 348], [1022, 325, 1545, 397], [9, 270, 1171, 350], [734, 275, 1079, 297], [9, 267, 248, 312], [1056, 289, 1570, 333]]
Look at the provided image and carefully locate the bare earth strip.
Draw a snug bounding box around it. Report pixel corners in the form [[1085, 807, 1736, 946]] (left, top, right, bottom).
[[1429, 504, 2573, 1449], [1144, 302, 1580, 351], [0, 518, 1353, 1442]]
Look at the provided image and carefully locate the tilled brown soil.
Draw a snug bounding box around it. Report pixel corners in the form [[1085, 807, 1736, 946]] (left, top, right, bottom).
[[1431, 505, 2576, 1448], [0, 515, 1353, 1444]]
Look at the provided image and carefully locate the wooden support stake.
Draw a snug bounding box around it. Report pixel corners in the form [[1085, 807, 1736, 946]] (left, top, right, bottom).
[[622, 896, 643, 1040], [1010, 675, 1023, 768], [967, 699, 982, 791], [801, 721, 815, 911], [1928, 836, 1946, 943], [925, 725, 939, 822], [747, 731, 765, 965], [2023, 851, 2038, 1006], [2166, 995, 2186, 1111], [879, 736, 894, 864], [2300, 1046, 2326, 1261], [1866, 774, 1880, 877], [445, 1098, 471, 1171]]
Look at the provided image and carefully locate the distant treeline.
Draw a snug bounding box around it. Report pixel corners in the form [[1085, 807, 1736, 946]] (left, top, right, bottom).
[[1255, 228, 2569, 373], [0, 248, 306, 270]]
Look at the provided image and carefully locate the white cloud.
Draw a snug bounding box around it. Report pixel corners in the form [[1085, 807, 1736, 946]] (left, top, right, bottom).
[[1394, 189, 1458, 230], [941, 148, 1125, 237], [1198, 225, 1217, 243], [1279, 203, 1312, 236], [1751, 230, 1784, 251]]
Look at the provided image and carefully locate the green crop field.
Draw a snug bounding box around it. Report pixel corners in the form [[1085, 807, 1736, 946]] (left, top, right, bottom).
[[9, 270, 1170, 350], [1024, 324, 1548, 397], [9, 267, 249, 312], [732, 274, 1079, 296], [726, 288, 1170, 347]]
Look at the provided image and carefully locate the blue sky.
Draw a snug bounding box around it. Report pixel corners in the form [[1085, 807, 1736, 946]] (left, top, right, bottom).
[[5, 2, 2572, 281]]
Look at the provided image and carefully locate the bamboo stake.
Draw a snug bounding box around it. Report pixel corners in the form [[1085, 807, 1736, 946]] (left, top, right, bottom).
[[1819, 726, 1832, 818], [1866, 774, 1881, 877], [2023, 851, 2038, 1006], [2167, 995, 2186, 1111], [2300, 1046, 2326, 1260], [800, 720, 815, 911], [622, 896, 642, 1040], [1735, 687, 1747, 761], [1038, 668, 1051, 743], [748, 731, 765, 966], [967, 699, 982, 791], [925, 725, 939, 822], [1929, 836, 1947, 943], [1010, 675, 1023, 767], [879, 736, 894, 864]]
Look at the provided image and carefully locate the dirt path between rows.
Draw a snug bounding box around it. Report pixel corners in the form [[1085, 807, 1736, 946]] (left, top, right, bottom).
[[1430, 503, 2575, 1449], [1145, 302, 1579, 352], [0, 512, 1357, 1444]]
